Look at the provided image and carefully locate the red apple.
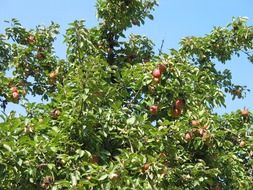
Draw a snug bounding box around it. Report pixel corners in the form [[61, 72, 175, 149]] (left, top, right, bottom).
[[152, 68, 161, 78], [36, 52, 45, 60], [191, 120, 200, 126], [27, 35, 36, 44], [184, 132, 192, 141], [12, 91, 19, 100], [197, 128, 206, 136], [175, 99, 184, 109], [11, 86, 18, 93], [149, 105, 158, 114], [239, 140, 245, 148], [158, 64, 167, 73], [51, 109, 60, 119], [241, 108, 249, 118], [142, 163, 150, 172]]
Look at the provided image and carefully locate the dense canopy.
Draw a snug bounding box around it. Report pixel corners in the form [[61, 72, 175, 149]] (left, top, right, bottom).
[[0, 0, 253, 189]]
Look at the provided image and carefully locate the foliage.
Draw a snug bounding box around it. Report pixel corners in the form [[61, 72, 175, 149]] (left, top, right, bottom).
[[1, 1, 253, 189]]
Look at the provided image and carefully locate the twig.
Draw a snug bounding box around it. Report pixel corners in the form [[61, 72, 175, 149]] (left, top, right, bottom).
[[158, 39, 165, 55]]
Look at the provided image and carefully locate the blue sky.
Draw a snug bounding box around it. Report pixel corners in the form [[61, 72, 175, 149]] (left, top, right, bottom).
[[1, 0, 253, 115]]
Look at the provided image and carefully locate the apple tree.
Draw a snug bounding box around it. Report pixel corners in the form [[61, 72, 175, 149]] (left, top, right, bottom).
[[1, 0, 253, 189]]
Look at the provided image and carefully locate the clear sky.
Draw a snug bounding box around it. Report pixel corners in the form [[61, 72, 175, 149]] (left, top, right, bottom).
[[1, 0, 253, 115]]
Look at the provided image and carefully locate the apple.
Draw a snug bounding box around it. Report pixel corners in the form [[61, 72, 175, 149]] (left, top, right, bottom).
[[239, 140, 245, 148], [184, 132, 192, 141], [175, 98, 184, 109], [149, 105, 158, 114], [12, 91, 19, 100], [158, 64, 167, 73], [36, 52, 45, 60], [197, 128, 205, 136], [27, 35, 36, 44], [51, 109, 60, 119], [11, 86, 18, 93], [241, 108, 249, 118], [142, 163, 150, 172], [172, 108, 181, 118], [152, 68, 161, 78], [191, 120, 200, 126]]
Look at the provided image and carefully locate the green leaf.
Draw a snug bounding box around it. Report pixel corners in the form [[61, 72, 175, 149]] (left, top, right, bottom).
[[99, 174, 108, 181], [127, 116, 136, 125], [3, 144, 12, 152]]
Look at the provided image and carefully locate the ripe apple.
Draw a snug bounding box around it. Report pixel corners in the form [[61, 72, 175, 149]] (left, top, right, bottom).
[[241, 108, 249, 118], [158, 64, 167, 73], [142, 163, 150, 172], [36, 52, 45, 60], [197, 128, 205, 136], [184, 132, 192, 141], [172, 108, 181, 118], [27, 35, 36, 44], [239, 140, 245, 148], [152, 68, 161, 78], [11, 86, 18, 93], [51, 109, 60, 119], [175, 98, 184, 109], [149, 105, 158, 114], [191, 120, 200, 126], [12, 91, 19, 100]]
